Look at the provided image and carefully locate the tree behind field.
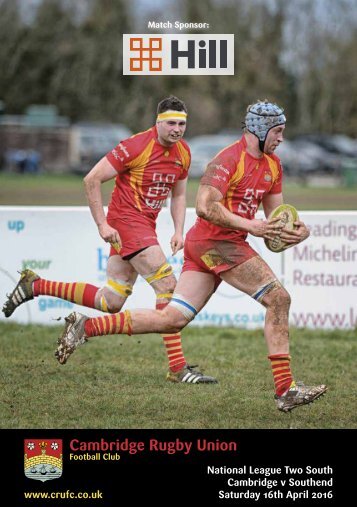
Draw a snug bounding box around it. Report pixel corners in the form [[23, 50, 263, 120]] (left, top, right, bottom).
[[282, 0, 357, 135], [0, 0, 27, 113], [0, 0, 131, 122], [0, 0, 356, 136]]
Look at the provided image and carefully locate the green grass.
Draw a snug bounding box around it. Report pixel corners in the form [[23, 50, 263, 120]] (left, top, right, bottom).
[[1, 323, 355, 429], [0, 172, 356, 209], [278, 181, 357, 210], [0, 173, 109, 206]]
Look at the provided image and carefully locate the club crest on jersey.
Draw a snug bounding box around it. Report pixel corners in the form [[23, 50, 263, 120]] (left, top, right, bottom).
[[24, 439, 63, 482], [264, 172, 272, 182]]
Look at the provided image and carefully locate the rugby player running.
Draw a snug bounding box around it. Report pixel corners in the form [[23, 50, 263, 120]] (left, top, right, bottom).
[[3, 96, 217, 385], [55, 100, 328, 410]]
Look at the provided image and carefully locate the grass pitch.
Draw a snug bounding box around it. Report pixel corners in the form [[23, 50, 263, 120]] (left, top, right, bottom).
[[0, 172, 356, 209], [1, 323, 355, 429]]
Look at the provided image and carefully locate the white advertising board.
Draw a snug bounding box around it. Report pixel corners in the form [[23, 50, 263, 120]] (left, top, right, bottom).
[[0, 207, 356, 329]]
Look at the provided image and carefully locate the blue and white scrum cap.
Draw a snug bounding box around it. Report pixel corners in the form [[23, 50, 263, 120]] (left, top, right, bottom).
[[244, 100, 286, 151]]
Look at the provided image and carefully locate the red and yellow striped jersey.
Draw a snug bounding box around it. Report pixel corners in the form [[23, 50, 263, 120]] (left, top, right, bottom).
[[106, 126, 190, 223], [188, 134, 283, 241]]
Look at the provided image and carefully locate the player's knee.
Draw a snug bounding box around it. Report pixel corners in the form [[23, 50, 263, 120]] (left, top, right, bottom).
[[160, 307, 188, 333], [164, 275, 177, 292], [106, 300, 125, 313], [165, 293, 197, 331], [98, 279, 133, 313], [98, 290, 125, 313], [253, 280, 290, 310], [152, 274, 177, 296], [266, 286, 291, 310], [277, 287, 291, 309], [105, 294, 125, 313]]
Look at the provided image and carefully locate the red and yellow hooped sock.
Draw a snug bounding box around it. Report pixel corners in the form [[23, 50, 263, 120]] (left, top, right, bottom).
[[157, 297, 186, 373], [84, 310, 132, 337], [33, 279, 98, 308], [268, 354, 294, 396]]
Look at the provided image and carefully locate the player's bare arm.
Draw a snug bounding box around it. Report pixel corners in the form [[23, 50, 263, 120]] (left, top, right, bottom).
[[196, 182, 282, 239], [84, 157, 121, 245], [262, 192, 284, 218], [170, 177, 187, 254]]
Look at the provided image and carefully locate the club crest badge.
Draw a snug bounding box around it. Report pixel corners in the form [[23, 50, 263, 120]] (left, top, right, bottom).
[[24, 439, 63, 482], [264, 172, 272, 182]]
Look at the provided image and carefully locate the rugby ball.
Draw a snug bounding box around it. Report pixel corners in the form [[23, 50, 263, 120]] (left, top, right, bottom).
[[264, 204, 299, 253]]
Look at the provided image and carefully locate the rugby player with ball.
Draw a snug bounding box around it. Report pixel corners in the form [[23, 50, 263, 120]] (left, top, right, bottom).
[[35, 101, 330, 411]]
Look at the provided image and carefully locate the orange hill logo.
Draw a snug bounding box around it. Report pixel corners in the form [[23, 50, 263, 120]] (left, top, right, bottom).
[[129, 37, 162, 72], [24, 439, 63, 482]]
